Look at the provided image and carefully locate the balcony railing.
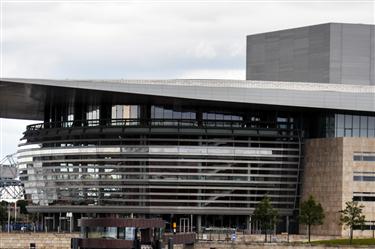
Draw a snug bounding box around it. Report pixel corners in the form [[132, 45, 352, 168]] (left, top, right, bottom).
[[26, 118, 297, 132]]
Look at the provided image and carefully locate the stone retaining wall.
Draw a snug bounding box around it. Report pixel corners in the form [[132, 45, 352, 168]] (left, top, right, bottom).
[[0, 232, 373, 249], [195, 242, 374, 249], [0, 232, 79, 249]]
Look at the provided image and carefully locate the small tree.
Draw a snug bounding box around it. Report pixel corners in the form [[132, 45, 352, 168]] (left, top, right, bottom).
[[0, 205, 7, 228], [299, 195, 325, 242], [17, 200, 29, 215], [339, 201, 365, 244], [252, 196, 278, 242]]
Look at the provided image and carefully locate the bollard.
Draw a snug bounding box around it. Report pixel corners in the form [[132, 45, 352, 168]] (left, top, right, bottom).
[[71, 238, 79, 249], [168, 238, 173, 249], [29, 243, 36, 249]]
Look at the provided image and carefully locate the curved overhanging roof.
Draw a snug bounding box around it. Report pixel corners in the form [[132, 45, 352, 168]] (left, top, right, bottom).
[[0, 78, 374, 120]]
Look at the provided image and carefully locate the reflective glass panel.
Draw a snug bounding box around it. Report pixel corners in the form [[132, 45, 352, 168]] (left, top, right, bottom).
[[345, 115, 352, 129]]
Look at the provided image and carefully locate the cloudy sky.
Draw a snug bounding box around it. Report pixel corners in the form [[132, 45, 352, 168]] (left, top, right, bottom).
[[0, 0, 374, 159]]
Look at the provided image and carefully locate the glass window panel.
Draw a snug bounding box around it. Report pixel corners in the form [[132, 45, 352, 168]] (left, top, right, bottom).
[[130, 106, 138, 119], [360, 116, 368, 129], [207, 113, 215, 120], [329, 116, 335, 129], [181, 112, 190, 119], [363, 156, 375, 161], [111, 106, 116, 119], [353, 176, 362, 181], [369, 117, 375, 130], [363, 176, 375, 181], [326, 128, 334, 138], [164, 109, 173, 119], [353, 129, 360, 137], [353, 196, 375, 202], [325, 116, 330, 130], [344, 129, 352, 137], [87, 108, 92, 119], [345, 115, 352, 129], [67, 102, 74, 125], [233, 115, 243, 121], [336, 114, 345, 128], [360, 128, 368, 137], [215, 114, 224, 120], [122, 105, 129, 119], [154, 107, 163, 119], [277, 117, 288, 122], [114, 105, 118, 118], [353, 115, 360, 128], [369, 129, 375, 137], [116, 105, 122, 118], [124, 227, 135, 240], [223, 115, 232, 120], [173, 111, 182, 119], [151, 106, 155, 119], [86, 105, 100, 126], [336, 128, 344, 137]]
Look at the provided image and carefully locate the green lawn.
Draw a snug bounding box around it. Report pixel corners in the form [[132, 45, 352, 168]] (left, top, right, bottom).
[[311, 238, 375, 245]]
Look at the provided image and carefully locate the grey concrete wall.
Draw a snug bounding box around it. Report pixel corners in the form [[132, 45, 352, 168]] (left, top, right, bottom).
[[246, 23, 375, 85], [329, 23, 375, 85]]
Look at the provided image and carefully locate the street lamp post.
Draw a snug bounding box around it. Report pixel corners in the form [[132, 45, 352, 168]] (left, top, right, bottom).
[[7, 204, 10, 233], [286, 216, 290, 243], [14, 200, 17, 225]]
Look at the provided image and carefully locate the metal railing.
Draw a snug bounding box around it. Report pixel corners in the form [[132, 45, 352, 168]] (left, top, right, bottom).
[[26, 118, 297, 132]]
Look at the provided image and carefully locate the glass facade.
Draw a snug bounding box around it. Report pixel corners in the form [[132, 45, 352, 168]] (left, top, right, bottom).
[[321, 113, 375, 138], [86, 105, 100, 120], [20, 94, 374, 234], [111, 105, 140, 125], [151, 106, 196, 119], [21, 101, 304, 216], [202, 112, 242, 121], [335, 114, 375, 138], [111, 105, 139, 120], [42, 100, 375, 139]]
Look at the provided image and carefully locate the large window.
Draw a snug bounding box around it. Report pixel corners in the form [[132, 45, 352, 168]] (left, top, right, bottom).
[[202, 112, 242, 121], [335, 114, 375, 138], [353, 153, 375, 162], [151, 106, 196, 120], [353, 171, 375, 181], [202, 112, 243, 128], [353, 192, 375, 202], [111, 105, 139, 119], [86, 105, 100, 126], [151, 106, 196, 126], [111, 105, 139, 125], [62, 101, 74, 127], [353, 175, 375, 181]]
